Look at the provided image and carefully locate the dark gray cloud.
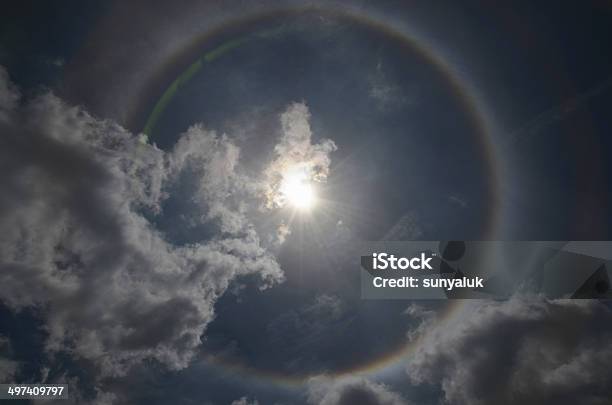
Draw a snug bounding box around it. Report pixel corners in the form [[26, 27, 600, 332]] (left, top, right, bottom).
[[307, 376, 409, 405], [407, 298, 612, 405], [0, 66, 284, 383], [0, 67, 19, 122], [0, 335, 18, 383]]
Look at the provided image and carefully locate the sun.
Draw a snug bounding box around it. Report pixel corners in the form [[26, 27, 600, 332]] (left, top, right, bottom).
[[280, 169, 316, 210]]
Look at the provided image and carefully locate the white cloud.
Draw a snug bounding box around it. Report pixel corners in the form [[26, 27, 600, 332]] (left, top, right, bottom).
[[0, 68, 284, 382], [230, 397, 259, 405], [307, 376, 409, 405], [275, 222, 291, 245], [263, 102, 337, 208], [407, 298, 612, 405]]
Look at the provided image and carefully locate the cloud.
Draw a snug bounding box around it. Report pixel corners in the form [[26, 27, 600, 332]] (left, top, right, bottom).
[[230, 397, 259, 405], [382, 211, 424, 240], [263, 102, 337, 208], [267, 294, 347, 349], [0, 67, 284, 383], [264, 294, 353, 373], [368, 60, 412, 112], [407, 298, 612, 405], [447, 195, 467, 208], [275, 222, 291, 245], [307, 376, 409, 405], [168, 123, 254, 235], [0, 335, 19, 383], [0, 67, 19, 123], [403, 304, 437, 341]]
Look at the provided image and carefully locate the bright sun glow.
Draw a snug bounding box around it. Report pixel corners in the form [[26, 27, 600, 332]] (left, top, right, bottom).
[[280, 169, 316, 210]]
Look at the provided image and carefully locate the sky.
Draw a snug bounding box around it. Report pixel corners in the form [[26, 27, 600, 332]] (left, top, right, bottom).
[[1, 1, 612, 404]]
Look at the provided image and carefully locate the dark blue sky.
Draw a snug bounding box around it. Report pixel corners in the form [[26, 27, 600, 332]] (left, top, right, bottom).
[[1, 1, 612, 404]]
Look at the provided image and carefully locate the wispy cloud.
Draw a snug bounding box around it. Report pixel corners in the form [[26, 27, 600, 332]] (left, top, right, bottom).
[[308, 375, 410, 405]]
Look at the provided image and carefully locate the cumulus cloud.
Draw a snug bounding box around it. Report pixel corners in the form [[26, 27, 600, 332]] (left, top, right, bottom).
[[263, 102, 337, 208], [407, 298, 612, 405], [307, 376, 409, 405], [0, 67, 284, 383]]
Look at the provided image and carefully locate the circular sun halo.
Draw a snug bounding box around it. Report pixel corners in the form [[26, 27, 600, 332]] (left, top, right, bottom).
[[280, 171, 316, 210]]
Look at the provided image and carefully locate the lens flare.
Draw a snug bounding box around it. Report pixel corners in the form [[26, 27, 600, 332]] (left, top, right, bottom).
[[280, 169, 316, 210]]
